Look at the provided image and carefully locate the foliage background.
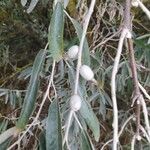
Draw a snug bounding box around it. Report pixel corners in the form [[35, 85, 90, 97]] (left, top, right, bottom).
[[0, 0, 150, 149]]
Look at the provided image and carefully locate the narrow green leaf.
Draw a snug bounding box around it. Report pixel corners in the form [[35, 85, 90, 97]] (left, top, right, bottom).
[[80, 130, 95, 150], [27, 0, 40, 13], [16, 50, 46, 129], [79, 99, 100, 142], [0, 137, 12, 150], [46, 100, 62, 150], [0, 120, 8, 133], [48, 2, 64, 62], [39, 131, 46, 150], [71, 19, 90, 66]]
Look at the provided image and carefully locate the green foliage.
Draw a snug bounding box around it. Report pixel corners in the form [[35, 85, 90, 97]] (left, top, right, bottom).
[[0, 0, 150, 149], [46, 99, 62, 150], [0, 137, 12, 150], [39, 131, 46, 150], [135, 36, 150, 86], [80, 130, 94, 150], [80, 99, 100, 142], [0, 119, 8, 134], [48, 2, 64, 62], [16, 50, 46, 129]]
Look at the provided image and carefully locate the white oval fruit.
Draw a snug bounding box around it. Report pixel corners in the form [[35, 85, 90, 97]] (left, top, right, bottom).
[[70, 95, 82, 111], [126, 30, 132, 39], [131, 1, 138, 7], [136, 135, 142, 141], [67, 45, 79, 59], [80, 65, 94, 81]]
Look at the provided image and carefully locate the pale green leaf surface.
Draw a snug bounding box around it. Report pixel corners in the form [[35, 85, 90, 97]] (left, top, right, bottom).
[[80, 130, 95, 150], [48, 2, 64, 62], [79, 99, 100, 142], [39, 131, 46, 150], [16, 50, 46, 129], [0, 137, 12, 150], [46, 100, 62, 150]]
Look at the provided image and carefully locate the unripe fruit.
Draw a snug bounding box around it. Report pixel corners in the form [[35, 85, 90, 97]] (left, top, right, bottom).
[[80, 65, 94, 81], [67, 45, 79, 59], [70, 95, 82, 111], [125, 29, 132, 39], [136, 135, 142, 141], [131, 1, 139, 7]]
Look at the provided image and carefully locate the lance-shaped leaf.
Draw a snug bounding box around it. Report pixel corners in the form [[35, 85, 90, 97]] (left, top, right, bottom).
[[80, 130, 95, 150], [39, 131, 46, 150], [16, 50, 46, 129], [27, 0, 40, 13], [79, 99, 100, 142], [48, 2, 64, 62], [0, 137, 12, 150], [46, 100, 62, 150]]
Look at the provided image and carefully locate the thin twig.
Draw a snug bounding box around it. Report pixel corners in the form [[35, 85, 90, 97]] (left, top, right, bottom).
[[0, 43, 49, 148], [92, 29, 121, 52], [73, 112, 83, 130], [111, 28, 128, 150], [138, 82, 150, 100], [7, 121, 39, 150], [131, 135, 136, 150], [101, 115, 134, 150], [110, 1, 134, 149], [140, 95, 150, 138], [63, 2, 96, 147], [63, 110, 74, 147], [136, 0, 150, 20], [140, 125, 150, 143], [127, 38, 141, 138], [127, 0, 150, 145], [63, 0, 96, 147], [118, 115, 134, 137], [125, 0, 141, 141], [7, 60, 56, 150], [34, 60, 56, 120], [74, 0, 96, 94]]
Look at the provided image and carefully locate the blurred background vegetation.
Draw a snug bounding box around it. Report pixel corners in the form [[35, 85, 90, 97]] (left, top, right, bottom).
[[0, 0, 150, 149]]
